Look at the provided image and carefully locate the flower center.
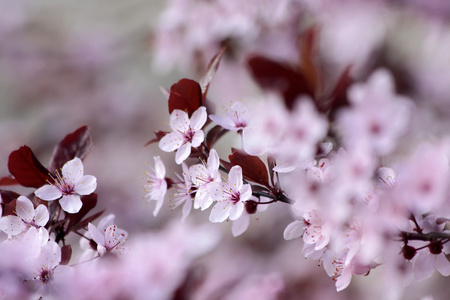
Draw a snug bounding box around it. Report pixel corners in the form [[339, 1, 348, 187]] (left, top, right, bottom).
[[183, 128, 195, 143]]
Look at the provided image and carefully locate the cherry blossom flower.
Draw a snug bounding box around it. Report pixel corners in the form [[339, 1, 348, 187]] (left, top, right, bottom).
[[34, 157, 97, 214], [209, 101, 248, 131], [88, 221, 128, 257], [208, 165, 252, 223], [0, 195, 49, 237], [144, 156, 168, 216], [170, 163, 194, 222], [159, 107, 207, 164], [189, 149, 221, 210]]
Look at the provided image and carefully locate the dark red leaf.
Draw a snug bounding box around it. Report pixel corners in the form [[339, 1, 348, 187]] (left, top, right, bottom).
[[200, 47, 225, 102], [205, 125, 228, 149], [8, 146, 52, 188], [328, 66, 353, 117], [229, 148, 269, 187], [66, 193, 98, 231], [144, 131, 169, 147], [220, 159, 233, 172], [299, 27, 320, 95], [48, 125, 93, 173], [247, 55, 313, 110], [168, 79, 202, 117], [60, 245, 72, 265], [0, 175, 18, 186], [0, 190, 20, 204]]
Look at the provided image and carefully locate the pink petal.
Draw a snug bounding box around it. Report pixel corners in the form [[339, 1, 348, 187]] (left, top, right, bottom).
[[181, 197, 193, 222], [209, 201, 231, 223], [206, 182, 223, 202], [283, 220, 303, 240], [228, 201, 244, 221], [0, 215, 26, 235], [97, 214, 116, 232], [232, 213, 250, 237], [336, 266, 353, 292], [209, 114, 237, 131], [435, 253, 450, 276], [190, 107, 207, 130], [170, 109, 190, 132], [88, 223, 105, 246], [191, 130, 204, 148], [154, 156, 166, 178], [152, 194, 165, 217], [414, 252, 435, 281], [15, 196, 34, 222], [59, 194, 83, 214], [239, 184, 252, 202], [34, 205, 49, 227], [74, 175, 97, 195], [190, 164, 208, 186], [207, 149, 220, 172], [175, 142, 191, 164], [35, 184, 62, 201], [159, 132, 183, 152], [62, 157, 84, 182], [228, 166, 243, 191]]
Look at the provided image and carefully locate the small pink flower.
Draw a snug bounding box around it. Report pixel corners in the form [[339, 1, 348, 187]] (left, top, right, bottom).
[[209, 101, 248, 131], [159, 107, 207, 164], [208, 166, 252, 223], [170, 163, 194, 222], [88, 222, 128, 257], [34, 157, 97, 214]]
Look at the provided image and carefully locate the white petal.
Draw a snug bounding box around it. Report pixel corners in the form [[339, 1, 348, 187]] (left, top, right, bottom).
[[209, 201, 231, 223], [97, 214, 115, 232], [74, 175, 97, 195], [190, 106, 207, 130], [209, 114, 237, 131], [35, 184, 62, 201], [414, 253, 435, 281], [88, 223, 105, 246], [38, 241, 61, 269], [283, 220, 304, 240], [15, 196, 34, 222], [59, 194, 83, 214], [181, 197, 193, 222], [239, 184, 252, 202], [175, 142, 191, 164], [159, 132, 183, 152], [152, 194, 165, 217], [34, 205, 49, 227], [170, 109, 190, 132], [62, 157, 84, 182], [206, 182, 223, 201], [191, 130, 204, 148], [228, 166, 243, 191], [190, 164, 208, 186], [0, 215, 26, 235], [208, 149, 220, 172], [154, 156, 166, 178], [435, 254, 450, 276], [336, 267, 353, 292], [228, 202, 244, 221], [232, 213, 250, 237]]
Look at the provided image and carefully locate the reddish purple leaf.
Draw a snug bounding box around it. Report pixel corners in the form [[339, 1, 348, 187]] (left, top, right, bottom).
[[48, 125, 93, 173], [200, 47, 225, 101], [247, 55, 313, 110], [0, 175, 18, 186], [66, 193, 98, 231], [0, 190, 20, 216], [327, 66, 353, 117], [168, 79, 202, 117], [60, 245, 72, 265], [229, 148, 269, 187], [0, 190, 20, 204], [205, 125, 228, 149], [144, 131, 169, 147], [8, 146, 52, 188], [299, 27, 320, 95]]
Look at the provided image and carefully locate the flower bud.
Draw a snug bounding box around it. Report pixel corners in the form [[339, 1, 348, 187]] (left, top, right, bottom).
[[428, 240, 443, 255], [245, 200, 258, 214], [402, 245, 417, 260]]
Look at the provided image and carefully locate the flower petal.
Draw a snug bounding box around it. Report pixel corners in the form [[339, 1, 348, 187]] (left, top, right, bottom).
[[59, 194, 83, 214], [35, 184, 62, 201], [207, 149, 220, 172], [0, 215, 26, 235], [239, 184, 252, 202], [88, 222, 105, 246], [191, 130, 204, 148], [15, 196, 34, 222], [181, 197, 193, 222], [232, 213, 250, 237], [190, 107, 207, 130], [154, 156, 166, 178], [159, 132, 183, 152], [170, 109, 190, 132], [228, 202, 244, 221], [209, 201, 231, 223], [175, 142, 191, 164], [283, 220, 304, 240], [62, 157, 84, 182], [209, 114, 237, 131], [34, 205, 49, 227], [228, 166, 243, 191], [74, 175, 97, 195]]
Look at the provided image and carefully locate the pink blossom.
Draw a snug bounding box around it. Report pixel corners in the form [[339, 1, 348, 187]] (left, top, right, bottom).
[[159, 107, 207, 164], [209, 101, 248, 131], [88, 221, 128, 257], [208, 165, 252, 222], [170, 162, 194, 222], [144, 156, 168, 216], [189, 149, 221, 210], [34, 157, 97, 214]]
